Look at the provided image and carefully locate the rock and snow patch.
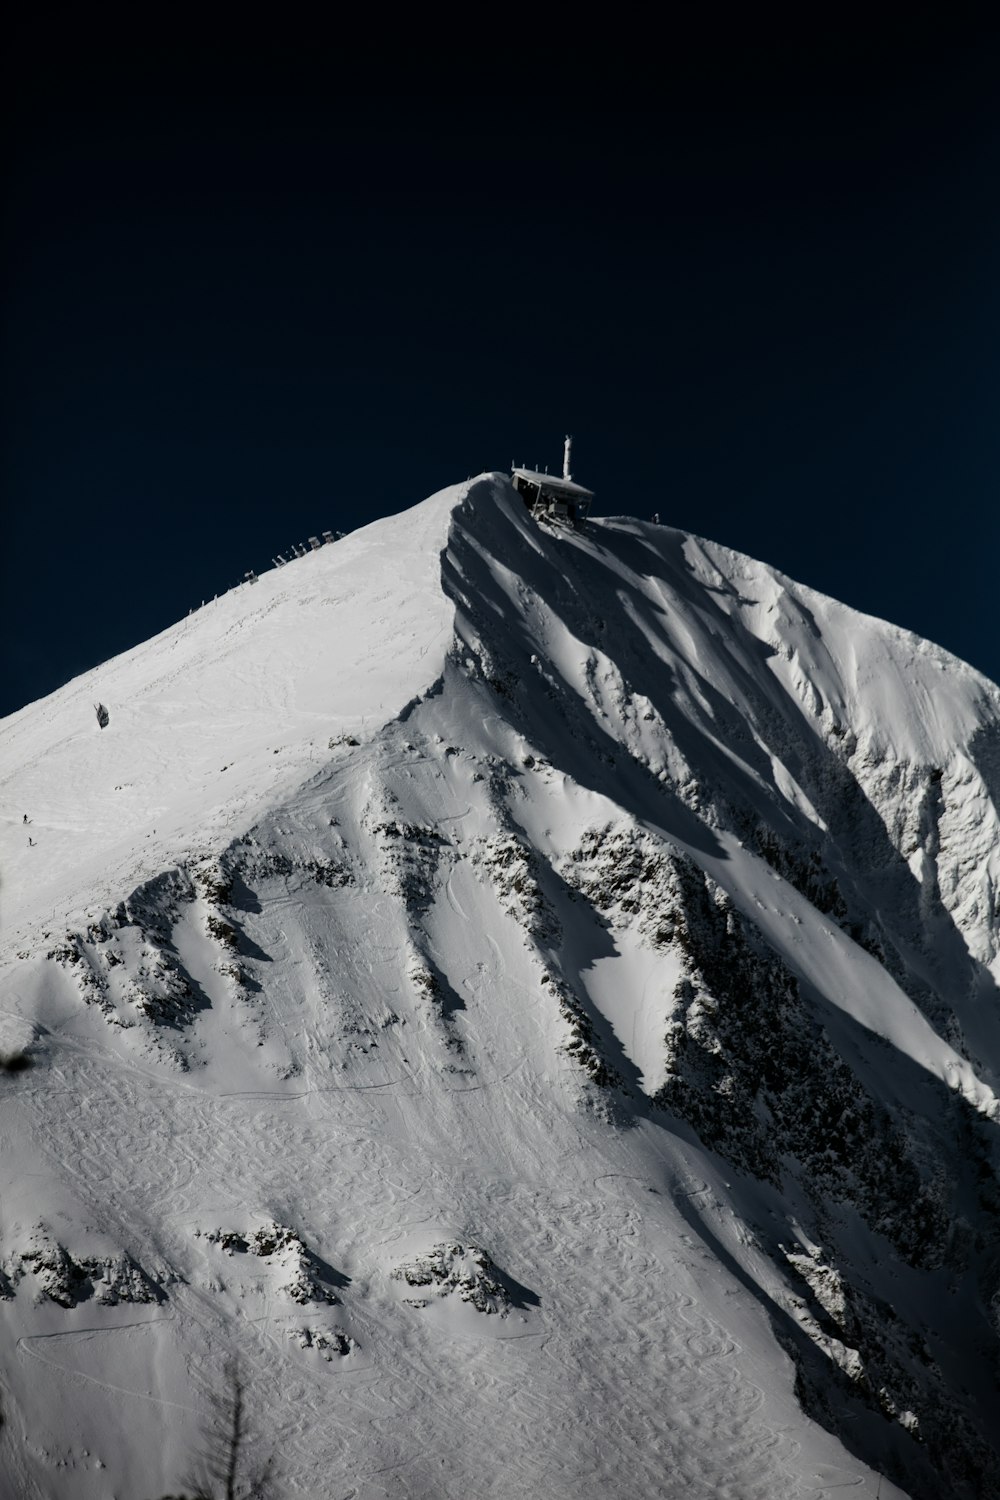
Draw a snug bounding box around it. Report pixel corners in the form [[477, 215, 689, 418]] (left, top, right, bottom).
[[202, 1221, 342, 1305], [45, 868, 206, 1038], [289, 1324, 357, 1359], [540, 970, 622, 1090], [776, 1236, 995, 1476], [471, 831, 560, 944], [3, 1226, 166, 1308], [393, 1243, 511, 1316], [561, 822, 692, 951], [364, 795, 453, 916]]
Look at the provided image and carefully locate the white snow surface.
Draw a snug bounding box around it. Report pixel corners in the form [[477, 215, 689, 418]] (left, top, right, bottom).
[[2, 473, 999, 1499]]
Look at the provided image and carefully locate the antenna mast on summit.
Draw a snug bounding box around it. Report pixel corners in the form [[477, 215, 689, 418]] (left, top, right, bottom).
[[563, 435, 573, 481]]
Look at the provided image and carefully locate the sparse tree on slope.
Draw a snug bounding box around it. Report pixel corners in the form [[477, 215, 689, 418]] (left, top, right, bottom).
[[151, 1361, 275, 1500]]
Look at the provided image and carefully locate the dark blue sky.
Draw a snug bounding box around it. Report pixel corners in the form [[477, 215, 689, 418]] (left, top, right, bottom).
[[3, 26, 999, 718]]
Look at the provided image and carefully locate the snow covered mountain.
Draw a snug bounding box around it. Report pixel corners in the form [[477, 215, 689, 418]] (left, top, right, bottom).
[[2, 472, 1000, 1500]]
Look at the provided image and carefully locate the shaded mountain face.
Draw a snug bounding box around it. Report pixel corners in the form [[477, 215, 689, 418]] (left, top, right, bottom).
[[1, 474, 999, 1500]]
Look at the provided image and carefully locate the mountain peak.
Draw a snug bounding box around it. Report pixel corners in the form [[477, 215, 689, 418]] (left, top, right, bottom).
[[2, 473, 999, 1498]]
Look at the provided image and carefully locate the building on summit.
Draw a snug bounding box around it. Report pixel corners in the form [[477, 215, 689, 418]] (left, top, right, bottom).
[[512, 437, 593, 529]]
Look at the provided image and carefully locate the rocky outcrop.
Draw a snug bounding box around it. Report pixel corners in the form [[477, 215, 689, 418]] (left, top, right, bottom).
[[203, 1221, 343, 1306], [471, 830, 560, 944], [3, 1227, 166, 1308], [393, 1242, 511, 1316]]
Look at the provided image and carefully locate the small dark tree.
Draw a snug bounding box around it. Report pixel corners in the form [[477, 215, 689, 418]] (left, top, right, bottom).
[[151, 1360, 275, 1500], [188, 1361, 275, 1500]]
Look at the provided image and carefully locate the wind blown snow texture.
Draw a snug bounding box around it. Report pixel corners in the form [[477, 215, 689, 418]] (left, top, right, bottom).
[[2, 473, 1000, 1499]]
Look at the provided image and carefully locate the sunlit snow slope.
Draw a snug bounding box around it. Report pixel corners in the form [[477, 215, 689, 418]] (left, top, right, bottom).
[[2, 473, 1000, 1500]]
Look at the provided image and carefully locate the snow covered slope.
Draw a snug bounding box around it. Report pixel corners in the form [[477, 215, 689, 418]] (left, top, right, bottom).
[[2, 473, 1000, 1500]]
